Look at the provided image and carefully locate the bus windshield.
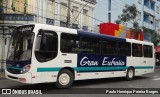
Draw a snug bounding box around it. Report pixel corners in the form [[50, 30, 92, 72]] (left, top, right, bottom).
[[7, 26, 34, 61]]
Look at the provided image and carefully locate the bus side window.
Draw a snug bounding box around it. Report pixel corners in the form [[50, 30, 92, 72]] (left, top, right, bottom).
[[101, 40, 117, 55], [35, 30, 58, 62], [132, 43, 142, 57], [118, 42, 131, 56], [81, 37, 100, 54], [61, 33, 80, 53], [143, 45, 153, 58], [91, 38, 100, 54], [81, 37, 93, 54]]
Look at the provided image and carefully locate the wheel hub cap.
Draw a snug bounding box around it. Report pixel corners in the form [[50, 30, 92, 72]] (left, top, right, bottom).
[[59, 73, 70, 85], [128, 70, 133, 78]]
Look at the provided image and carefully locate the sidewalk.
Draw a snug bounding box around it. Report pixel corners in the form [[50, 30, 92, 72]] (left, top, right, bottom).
[[0, 72, 5, 79]]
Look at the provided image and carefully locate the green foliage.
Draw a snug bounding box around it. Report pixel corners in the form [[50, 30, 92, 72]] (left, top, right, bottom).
[[115, 20, 121, 24], [115, 4, 142, 39], [115, 4, 137, 23], [152, 32, 160, 46], [0, 0, 3, 8]]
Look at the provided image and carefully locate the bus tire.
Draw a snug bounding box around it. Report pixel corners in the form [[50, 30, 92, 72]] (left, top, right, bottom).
[[56, 69, 74, 89], [126, 67, 135, 81]]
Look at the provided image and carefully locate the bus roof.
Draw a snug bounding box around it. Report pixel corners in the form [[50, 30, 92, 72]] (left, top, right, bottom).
[[19, 24, 154, 46], [26, 23, 77, 34], [126, 38, 154, 46], [77, 31, 126, 42]]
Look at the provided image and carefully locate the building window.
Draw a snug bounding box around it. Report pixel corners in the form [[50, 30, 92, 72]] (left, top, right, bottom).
[[156, 20, 159, 27], [47, 0, 55, 19], [46, 18, 54, 25], [137, 11, 141, 21], [72, 24, 79, 29], [60, 21, 67, 27], [82, 26, 88, 31], [60, 3, 68, 21], [156, 6, 159, 14], [150, 16, 154, 24], [15, 0, 24, 13], [138, 0, 142, 4], [72, 6, 79, 24], [83, 9, 89, 26]]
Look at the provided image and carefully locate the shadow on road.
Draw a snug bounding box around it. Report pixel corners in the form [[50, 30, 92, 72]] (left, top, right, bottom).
[[2, 76, 150, 94], [73, 76, 149, 87], [6, 76, 149, 90]]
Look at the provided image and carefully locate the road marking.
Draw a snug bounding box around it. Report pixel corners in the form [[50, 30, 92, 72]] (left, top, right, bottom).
[[153, 76, 159, 78], [153, 78, 160, 81]]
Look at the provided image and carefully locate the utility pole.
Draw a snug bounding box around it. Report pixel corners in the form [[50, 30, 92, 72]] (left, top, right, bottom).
[[66, 0, 71, 27], [108, 0, 111, 23]]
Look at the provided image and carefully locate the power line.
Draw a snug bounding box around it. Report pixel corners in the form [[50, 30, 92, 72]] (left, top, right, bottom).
[[2, 0, 104, 31], [71, 0, 92, 25], [2, 5, 98, 32], [112, 0, 125, 9], [112, 0, 126, 7], [2, 0, 104, 23]]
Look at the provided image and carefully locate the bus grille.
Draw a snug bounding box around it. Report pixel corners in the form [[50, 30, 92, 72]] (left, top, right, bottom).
[[7, 68, 21, 74], [8, 75, 18, 79]]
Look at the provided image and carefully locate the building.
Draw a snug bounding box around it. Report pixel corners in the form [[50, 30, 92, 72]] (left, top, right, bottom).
[[1, 0, 96, 30], [97, 0, 160, 41], [0, 0, 96, 71]]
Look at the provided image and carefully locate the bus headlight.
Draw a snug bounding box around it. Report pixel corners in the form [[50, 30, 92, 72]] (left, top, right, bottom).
[[21, 65, 31, 74]]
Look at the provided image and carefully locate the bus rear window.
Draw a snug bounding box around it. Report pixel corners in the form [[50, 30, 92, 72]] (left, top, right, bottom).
[[143, 45, 153, 58]]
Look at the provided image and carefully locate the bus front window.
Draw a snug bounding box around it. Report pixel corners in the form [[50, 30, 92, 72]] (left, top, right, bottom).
[[8, 28, 34, 61]]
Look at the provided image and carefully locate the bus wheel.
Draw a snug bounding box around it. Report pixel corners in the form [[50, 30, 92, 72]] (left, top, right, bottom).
[[126, 67, 135, 81], [56, 69, 74, 89]]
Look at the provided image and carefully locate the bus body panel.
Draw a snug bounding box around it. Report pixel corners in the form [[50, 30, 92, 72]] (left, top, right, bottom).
[[5, 70, 32, 83], [5, 24, 155, 85], [126, 39, 155, 76], [31, 25, 78, 83]]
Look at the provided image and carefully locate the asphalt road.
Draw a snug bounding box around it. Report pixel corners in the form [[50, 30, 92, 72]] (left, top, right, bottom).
[[0, 69, 160, 97]]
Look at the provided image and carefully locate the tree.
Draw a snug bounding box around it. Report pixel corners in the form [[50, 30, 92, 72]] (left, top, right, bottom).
[[0, 0, 3, 12], [115, 4, 141, 39], [152, 31, 160, 46]]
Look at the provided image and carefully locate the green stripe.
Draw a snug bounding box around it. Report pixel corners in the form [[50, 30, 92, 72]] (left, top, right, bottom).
[[73, 67, 127, 71], [7, 66, 21, 70], [37, 68, 61, 72], [37, 66, 153, 72], [134, 66, 153, 69]]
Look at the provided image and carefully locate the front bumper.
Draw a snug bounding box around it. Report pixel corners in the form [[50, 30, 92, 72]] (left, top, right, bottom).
[[5, 70, 32, 84]]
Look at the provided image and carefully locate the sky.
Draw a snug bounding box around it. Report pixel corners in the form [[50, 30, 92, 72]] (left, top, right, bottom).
[[94, 0, 131, 26], [94, 0, 108, 25]]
